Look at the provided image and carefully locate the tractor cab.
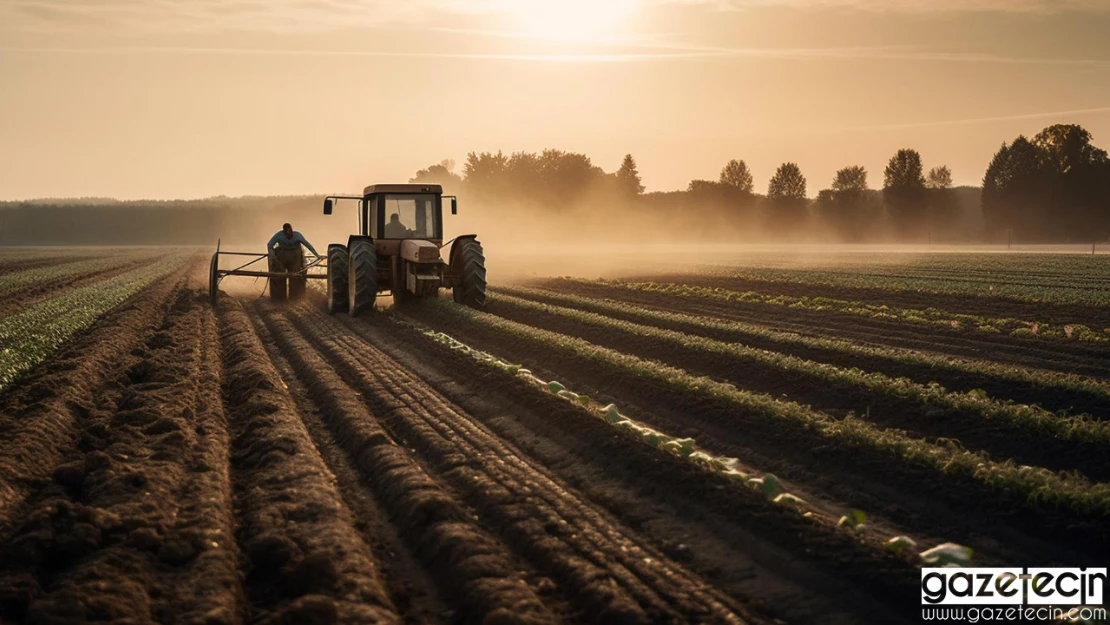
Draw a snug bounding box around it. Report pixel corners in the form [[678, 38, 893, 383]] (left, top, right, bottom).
[[321, 184, 483, 316]]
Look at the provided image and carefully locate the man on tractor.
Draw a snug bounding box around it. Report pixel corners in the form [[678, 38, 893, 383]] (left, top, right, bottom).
[[266, 223, 320, 300]]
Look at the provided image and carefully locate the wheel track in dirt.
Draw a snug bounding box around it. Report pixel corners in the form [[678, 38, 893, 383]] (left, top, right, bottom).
[[484, 295, 1110, 481], [269, 301, 764, 625], [540, 280, 1110, 379], [0, 252, 171, 318], [406, 305, 1108, 571]]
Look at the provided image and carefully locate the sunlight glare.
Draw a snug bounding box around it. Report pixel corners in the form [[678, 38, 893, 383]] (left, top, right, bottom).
[[509, 0, 639, 41]]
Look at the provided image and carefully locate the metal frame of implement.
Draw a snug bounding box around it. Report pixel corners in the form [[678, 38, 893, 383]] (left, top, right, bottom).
[[209, 238, 327, 305]]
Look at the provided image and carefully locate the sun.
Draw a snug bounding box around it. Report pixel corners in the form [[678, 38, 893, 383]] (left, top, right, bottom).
[[508, 0, 639, 42]]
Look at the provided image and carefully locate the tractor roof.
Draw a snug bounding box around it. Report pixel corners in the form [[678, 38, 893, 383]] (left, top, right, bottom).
[[363, 184, 443, 196]]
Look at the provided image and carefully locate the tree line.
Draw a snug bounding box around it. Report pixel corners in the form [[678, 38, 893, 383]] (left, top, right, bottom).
[[411, 123, 1108, 243], [1, 123, 1104, 245]]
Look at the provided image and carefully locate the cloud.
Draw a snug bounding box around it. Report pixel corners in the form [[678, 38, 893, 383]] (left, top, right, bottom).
[[7, 0, 1109, 37]]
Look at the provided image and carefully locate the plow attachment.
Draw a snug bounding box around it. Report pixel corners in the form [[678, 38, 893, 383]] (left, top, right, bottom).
[[209, 239, 327, 306]]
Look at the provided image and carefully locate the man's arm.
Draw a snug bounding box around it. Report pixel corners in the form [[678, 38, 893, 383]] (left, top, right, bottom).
[[295, 232, 320, 257], [265, 232, 281, 256]]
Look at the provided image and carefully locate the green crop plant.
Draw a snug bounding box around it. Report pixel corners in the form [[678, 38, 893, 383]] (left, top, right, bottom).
[[0, 256, 185, 391], [498, 285, 1110, 413], [489, 291, 1110, 448], [576, 278, 1108, 343], [413, 300, 1110, 521]]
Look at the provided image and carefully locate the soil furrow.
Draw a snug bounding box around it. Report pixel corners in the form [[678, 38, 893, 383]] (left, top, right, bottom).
[[0, 278, 243, 623], [282, 304, 759, 625], [485, 295, 1110, 481], [0, 253, 168, 318], [218, 298, 399, 625], [541, 280, 1110, 378], [658, 274, 1110, 326], [247, 311, 453, 625], [346, 312, 926, 624], [0, 261, 193, 540], [254, 302, 561, 625], [501, 286, 1110, 418], [407, 305, 1108, 571]]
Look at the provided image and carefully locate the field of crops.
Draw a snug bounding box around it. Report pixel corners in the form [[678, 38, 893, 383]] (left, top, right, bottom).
[[0, 247, 1107, 624]]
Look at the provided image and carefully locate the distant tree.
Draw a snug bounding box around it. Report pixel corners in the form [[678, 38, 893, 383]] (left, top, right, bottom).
[[817, 165, 870, 241], [981, 137, 1046, 239], [462, 151, 510, 193], [1031, 124, 1110, 241], [768, 162, 807, 202], [537, 149, 605, 205], [687, 179, 723, 194], [926, 166, 953, 190], [616, 154, 645, 196], [719, 159, 754, 193], [410, 159, 463, 189], [765, 162, 808, 236], [924, 165, 958, 237], [883, 149, 928, 237]]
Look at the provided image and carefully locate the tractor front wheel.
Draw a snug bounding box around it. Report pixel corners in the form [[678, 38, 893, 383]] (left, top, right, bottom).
[[452, 238, 487, 309], [327, 244, 349, 314], [348, 239, 378, 317]]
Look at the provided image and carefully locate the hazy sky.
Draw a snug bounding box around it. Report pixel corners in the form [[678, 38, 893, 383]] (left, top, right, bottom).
[[2, 0, 1109, 199]]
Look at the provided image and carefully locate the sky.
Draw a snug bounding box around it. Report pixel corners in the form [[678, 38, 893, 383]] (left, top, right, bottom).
[[1, 0, 1109, 200]]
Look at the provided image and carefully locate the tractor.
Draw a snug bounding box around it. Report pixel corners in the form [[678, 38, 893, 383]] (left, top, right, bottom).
[[321, 184, 486, 316], [207, 183, 486, 316]]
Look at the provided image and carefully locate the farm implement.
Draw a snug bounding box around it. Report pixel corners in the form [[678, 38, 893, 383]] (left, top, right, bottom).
[[209, 183, 487, 315]]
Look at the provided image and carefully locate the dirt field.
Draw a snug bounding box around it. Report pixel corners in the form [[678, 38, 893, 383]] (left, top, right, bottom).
[[1, 249, 1107, 624]]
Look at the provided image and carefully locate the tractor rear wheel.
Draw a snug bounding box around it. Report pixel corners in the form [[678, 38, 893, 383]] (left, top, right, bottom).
[[452, 238, 487, 309], [327, 244, 349, 314], [348, 239, 378, 317]]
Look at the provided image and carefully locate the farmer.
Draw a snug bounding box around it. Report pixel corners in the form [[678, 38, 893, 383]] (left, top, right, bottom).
[[384, 213, 411, 238], [266, 223, 320, 299]]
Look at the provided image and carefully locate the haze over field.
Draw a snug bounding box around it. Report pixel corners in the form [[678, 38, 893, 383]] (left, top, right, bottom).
[[2, 0, 1110, 200]]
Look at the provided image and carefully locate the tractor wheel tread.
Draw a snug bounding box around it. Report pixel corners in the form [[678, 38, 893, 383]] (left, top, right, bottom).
[[452, 238, 487, 309], [348, 240, 378, 317], [327, 244, 350, 313]]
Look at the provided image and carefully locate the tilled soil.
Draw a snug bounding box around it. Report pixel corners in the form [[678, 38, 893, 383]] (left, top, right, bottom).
[[0, 253, 170, 318], [404, 303, 1108, 573], [539, 279, 1110, 379], [648, 273, 1110, 329], [483, 295, 1110, 481], [0, 256, 1101, 624]]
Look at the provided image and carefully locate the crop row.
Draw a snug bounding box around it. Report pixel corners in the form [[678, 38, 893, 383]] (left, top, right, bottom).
[[498, 285, 1110, 415], [696, 253, 1110, 305], [0, 252, 155, 295], [0, 255, 186, 391], [492, 289, 1110, 451], [413, 300, 1110, 522], [698, 264, 1110, 305], [413, 322, 977, 566], [579, 278, 1109, 342]]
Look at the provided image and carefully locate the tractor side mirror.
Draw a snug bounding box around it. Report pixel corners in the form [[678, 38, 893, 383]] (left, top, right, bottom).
[[323, 198, 334, 215], [450, 197, 458, 215]]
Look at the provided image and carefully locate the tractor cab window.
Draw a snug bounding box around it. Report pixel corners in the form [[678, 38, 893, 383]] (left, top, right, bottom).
[[382, 194, 437, 239]]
